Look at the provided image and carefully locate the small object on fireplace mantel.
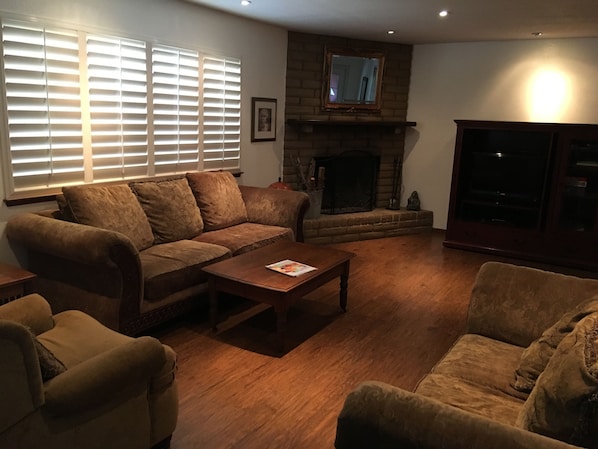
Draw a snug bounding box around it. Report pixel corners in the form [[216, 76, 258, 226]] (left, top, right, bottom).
[[406, 191, 421, 211]]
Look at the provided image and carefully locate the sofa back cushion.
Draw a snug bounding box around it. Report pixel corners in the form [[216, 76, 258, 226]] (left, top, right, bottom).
[[186, 171, 248, 231], [516, 312, 598, 448], [62, 184, 154, 251], [130, 177, 204, 244], [512, 296, 598, 393]]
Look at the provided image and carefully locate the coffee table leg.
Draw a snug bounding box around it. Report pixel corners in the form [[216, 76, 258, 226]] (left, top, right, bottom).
[[209, 277, 218, 332], [275, 305, 288, 354], [339, 261, 350, 311]]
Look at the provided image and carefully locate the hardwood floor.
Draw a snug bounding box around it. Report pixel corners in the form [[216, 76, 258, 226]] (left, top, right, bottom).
[[151, 230, 597, 449]]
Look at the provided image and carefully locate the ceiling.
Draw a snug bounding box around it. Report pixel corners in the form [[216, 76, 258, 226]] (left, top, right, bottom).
[[184, 0, 598, 44]]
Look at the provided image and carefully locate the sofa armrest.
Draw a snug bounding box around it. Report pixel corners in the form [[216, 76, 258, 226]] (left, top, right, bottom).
[[466, 262, 598, 347], [7, 212, 139, 267], [43, 336, 165, 416], [335, 381, 578, 449], [239, 186, 310, 242], [7, 213, 144, 331]]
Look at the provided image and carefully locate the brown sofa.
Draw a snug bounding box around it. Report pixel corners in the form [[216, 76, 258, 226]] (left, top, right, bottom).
[[0, 293, 177, 449], [335, 261, 598, 449], [7, 171, 309, 335]]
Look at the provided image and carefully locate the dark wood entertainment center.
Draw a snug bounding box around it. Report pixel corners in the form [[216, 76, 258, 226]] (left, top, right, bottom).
[[444, 120, 598, 271]]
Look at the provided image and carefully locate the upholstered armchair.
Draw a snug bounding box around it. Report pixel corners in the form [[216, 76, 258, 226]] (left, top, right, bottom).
[[0, 293, 178, 449]]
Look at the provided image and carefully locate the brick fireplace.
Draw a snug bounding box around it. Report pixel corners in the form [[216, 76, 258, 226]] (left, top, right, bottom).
[[283, 32, 414, 210]]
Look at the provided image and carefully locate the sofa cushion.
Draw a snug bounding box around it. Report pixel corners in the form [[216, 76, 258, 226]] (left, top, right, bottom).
[[516, 312, 598, 447], [186, 171, 248, 231], [193, 222, 293, 255], [130, 177, 204, 244], [428, 334, 528, 400], [416, 373, 524, 426], [140, 240, 231, 301], [512, 296, 598, 393], [62, 184, 154, 251]]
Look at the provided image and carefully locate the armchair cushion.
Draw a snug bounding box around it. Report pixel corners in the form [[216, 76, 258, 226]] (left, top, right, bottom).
[[43, 336, 165, 416], [516, 312, 598, 447], [130, 177, 204, 244], [62, 184, 154, 251], [512, 296, 598, 393], [186, 171, 248, 231]]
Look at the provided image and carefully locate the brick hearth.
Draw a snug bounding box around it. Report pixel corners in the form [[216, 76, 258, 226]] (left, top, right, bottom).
[[303, 208, 433, 244]]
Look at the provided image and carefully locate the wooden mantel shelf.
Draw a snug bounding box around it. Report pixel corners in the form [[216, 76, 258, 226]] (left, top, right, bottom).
[[286, 119, 416, 133]]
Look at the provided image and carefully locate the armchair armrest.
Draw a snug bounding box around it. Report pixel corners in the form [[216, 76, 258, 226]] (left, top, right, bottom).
[[0, 321, 44, 433], [239, 186, 310, 242], [335, 381, 577, 449], [0, 294, 54, 335], [466, 262, 598, 347], [43, 336, 165, 416]]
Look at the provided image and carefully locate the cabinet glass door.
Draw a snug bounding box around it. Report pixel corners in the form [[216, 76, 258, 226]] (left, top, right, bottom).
[[557, 139, 598, 232]]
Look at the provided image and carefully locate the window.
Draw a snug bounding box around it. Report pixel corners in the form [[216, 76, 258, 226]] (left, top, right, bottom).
[[0, 18, 241, 200]]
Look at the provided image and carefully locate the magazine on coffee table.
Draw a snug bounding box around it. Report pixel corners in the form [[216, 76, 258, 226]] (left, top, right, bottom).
[[266, 259, 317, 277]]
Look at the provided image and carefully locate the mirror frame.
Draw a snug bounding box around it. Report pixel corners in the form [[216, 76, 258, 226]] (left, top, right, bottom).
[[322, 47, 385, 111]]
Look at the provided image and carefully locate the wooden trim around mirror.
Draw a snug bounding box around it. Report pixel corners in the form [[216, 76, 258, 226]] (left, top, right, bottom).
[[322, 47, 385, 111]]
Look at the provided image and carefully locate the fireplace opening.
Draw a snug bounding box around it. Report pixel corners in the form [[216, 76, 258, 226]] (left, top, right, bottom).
[[315, 150, 379, 214]]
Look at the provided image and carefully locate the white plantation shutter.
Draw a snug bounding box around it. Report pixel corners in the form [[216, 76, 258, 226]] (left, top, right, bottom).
[[152, 45, 200, 175], [87, 35, 148, 181], [1, 20, 84, 193], [0, 17, 242, 199], [202, 56, 241, 171]]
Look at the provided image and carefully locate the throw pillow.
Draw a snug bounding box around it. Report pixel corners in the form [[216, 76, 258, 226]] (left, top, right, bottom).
[[515, 312, 598, 448], [186, 171, 248, 231], [512, 296, 598, 393], [130, 177, 204, 244], [62, 184, 154, 251], [28, 329, 66, 381]]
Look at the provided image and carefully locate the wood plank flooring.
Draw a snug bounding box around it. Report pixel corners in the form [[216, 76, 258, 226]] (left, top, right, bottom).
[[151, 230, 597, 449]]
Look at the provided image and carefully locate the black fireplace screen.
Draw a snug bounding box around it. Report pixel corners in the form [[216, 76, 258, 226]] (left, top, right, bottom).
[[315, 151, 379, 214]]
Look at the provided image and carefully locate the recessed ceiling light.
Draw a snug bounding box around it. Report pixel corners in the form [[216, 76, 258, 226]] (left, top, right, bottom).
[[241, 0, 251, 5], [532, 31, 543, 37], [439, 10, 450, 17], [387, 30, 395, 35]]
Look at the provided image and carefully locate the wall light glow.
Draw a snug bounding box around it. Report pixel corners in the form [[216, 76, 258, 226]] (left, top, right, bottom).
[[528, 69, 569, 122]]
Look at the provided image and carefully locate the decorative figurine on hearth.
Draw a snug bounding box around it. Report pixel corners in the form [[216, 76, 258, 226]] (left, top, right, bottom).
[[406, 190, 421, 211]]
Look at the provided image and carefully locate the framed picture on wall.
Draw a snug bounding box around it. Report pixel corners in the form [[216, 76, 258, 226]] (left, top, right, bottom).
[[251, 97, 277, 142]]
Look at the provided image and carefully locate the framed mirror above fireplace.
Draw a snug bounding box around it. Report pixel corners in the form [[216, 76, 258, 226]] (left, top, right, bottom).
[[322, 47, 385, 111]]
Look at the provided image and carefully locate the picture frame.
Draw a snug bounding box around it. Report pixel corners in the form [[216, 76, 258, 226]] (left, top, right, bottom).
[[251, 97, 277, 142]]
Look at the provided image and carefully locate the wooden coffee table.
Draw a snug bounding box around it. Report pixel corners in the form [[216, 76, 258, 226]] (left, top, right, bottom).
[[203, 240, 355, 352]]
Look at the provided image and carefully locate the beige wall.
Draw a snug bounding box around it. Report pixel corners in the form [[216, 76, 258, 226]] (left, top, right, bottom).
[[405, 38, 598, 229], [0, 0, 287, 265]]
